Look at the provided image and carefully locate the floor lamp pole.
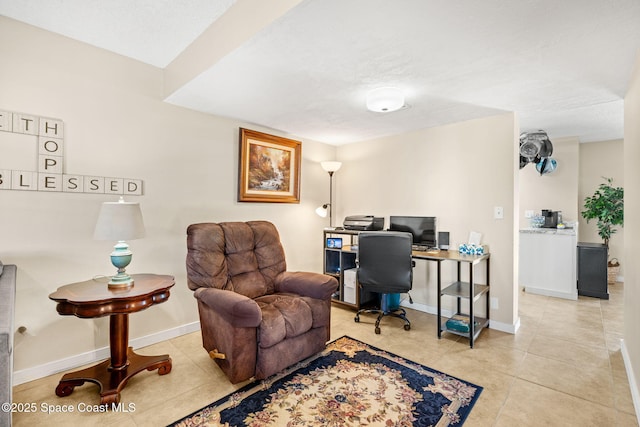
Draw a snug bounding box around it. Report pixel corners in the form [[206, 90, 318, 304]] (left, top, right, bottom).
[[328, 171, 334, 228]]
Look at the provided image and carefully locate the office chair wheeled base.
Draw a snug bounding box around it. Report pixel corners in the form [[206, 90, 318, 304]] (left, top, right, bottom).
[[354, 307, 411, 334]]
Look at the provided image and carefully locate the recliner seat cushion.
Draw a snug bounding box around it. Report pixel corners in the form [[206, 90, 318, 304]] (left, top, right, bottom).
[[256, 294, 313, 348]]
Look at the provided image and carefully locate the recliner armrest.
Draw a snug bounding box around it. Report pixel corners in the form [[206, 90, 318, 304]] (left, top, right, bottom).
[[275, 271, 338, 300], [194, 288, 262, 328]]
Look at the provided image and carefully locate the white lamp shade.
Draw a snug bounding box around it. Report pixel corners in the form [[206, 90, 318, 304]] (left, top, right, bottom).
[[366, 87, 405, 112], [94, 199, 145, 241], [315, 205, 328, 217], [321, 161, 342, 173]]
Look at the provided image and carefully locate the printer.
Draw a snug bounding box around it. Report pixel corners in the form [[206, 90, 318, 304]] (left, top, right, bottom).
[[343, 215, 384, 231]]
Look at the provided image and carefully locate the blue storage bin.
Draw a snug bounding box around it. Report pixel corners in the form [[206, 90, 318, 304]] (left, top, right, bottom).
[[381, 293, 400, 312]]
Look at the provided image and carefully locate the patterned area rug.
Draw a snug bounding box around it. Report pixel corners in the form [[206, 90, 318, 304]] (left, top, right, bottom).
[[169, 336, 482, 426]]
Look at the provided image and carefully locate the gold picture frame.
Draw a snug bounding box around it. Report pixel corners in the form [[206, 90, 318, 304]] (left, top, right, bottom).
[[238, 128, 301, 203]]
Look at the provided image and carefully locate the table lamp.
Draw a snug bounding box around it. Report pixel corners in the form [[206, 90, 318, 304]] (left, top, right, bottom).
[[94, 196, 145, 288]]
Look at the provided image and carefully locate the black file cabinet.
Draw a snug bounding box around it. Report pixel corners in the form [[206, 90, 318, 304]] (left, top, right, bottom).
[[577, 242, 608, 299]]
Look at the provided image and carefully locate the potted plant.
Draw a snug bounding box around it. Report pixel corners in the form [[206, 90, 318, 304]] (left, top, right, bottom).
[[581, 177, 624, 282]]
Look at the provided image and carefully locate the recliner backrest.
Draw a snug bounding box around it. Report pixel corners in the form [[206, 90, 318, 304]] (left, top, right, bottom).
[[186, 221, 286, 299], [357, 231, 413, 294]]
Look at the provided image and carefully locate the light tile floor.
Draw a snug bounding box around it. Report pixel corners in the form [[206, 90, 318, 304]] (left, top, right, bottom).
[[11, 283, 638, 426]]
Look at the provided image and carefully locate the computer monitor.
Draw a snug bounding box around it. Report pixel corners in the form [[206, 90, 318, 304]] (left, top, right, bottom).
[[389, 216, 437, 247]]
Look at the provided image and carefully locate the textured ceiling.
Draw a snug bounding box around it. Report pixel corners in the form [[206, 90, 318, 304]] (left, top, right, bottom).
[[0, 0, 236, 67], [2, 0, 640, 145]]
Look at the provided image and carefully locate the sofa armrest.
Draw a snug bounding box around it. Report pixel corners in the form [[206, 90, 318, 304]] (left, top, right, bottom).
[[276, 271, 338, 300], [194, 288, 262, 328]]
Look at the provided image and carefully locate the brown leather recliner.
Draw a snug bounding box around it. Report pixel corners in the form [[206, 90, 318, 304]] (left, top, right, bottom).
[[186, 221, 338, 383]]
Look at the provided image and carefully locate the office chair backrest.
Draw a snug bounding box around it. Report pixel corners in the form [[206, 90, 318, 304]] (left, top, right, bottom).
[[357, 231, 413, 293]]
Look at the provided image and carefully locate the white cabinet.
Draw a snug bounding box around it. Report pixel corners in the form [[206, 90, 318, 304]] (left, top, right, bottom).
[[519, 229, 577, 300]]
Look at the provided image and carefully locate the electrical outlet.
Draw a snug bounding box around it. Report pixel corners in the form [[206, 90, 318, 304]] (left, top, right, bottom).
[[494, 206, 504, 219], [525, 210, 534, 218], [490, 297, 499, 310]]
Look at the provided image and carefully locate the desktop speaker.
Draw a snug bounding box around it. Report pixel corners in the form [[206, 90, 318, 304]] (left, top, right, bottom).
[[438, 231, 450, 250]]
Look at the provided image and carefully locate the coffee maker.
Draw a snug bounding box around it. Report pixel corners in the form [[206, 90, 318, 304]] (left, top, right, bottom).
[[541, 209, 562, 228]]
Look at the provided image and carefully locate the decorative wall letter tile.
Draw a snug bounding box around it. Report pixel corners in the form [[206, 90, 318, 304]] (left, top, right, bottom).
[[0, 169, 11, 189], [39, 118, 64, 138], [62, 174, 83, 193], [105, 178, 124, 194], [38, 174, 62, 192], [38, 155, 63, 174], [12, 114, 39, 135], [124, 179, 143, 195], [83, 176, 104, 193], [0, 111, 12, 132], [38, 136, 64, 157], [11, 171, 38, 190]]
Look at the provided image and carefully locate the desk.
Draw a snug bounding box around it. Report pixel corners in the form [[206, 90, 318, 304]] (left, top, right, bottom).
[[49, 274, 174, 405], [412, 249, 490, 348], [323, 230, 490, 347]]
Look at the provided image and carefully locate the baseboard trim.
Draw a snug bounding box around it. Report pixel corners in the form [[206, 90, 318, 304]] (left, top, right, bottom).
[[621, 338, 640, 423], [13, 321, 201, 386], [489, 317, 520, 334], [399, 299, 519, 334], [524, 286, 578, 301], [399, 300, 454, 318]]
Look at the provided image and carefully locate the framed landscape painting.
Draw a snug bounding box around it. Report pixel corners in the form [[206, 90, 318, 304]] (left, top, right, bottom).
[[238, 128, 301, 203]]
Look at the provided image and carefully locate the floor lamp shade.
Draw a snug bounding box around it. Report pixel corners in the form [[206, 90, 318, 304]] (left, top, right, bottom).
[[317, 161, 342, 227], [316, 204, 329, 218], [94, 198, 145, 287], [321, 161, 342, 173]]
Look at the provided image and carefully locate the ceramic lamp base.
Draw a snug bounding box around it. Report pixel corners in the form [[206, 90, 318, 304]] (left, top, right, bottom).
[[108, 273, 134, 288], [109, 241, 134, 289]]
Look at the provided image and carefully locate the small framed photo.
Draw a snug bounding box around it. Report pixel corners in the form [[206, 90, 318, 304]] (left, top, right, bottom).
[[238, 128, 301, 203], [326, 237, 343, 249]]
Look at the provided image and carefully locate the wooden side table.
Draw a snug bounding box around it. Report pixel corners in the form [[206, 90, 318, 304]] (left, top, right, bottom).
[[49, 274, 174, 405]]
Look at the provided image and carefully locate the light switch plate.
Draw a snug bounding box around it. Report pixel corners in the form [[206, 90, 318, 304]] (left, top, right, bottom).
[[494, 206, 504, 219]]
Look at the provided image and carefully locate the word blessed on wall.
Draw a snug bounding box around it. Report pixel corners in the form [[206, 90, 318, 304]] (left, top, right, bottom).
[[0, 109, 143, 195]]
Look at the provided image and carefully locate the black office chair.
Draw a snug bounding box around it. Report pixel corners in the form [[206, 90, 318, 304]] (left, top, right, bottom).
[[354, 231, 413, 334]]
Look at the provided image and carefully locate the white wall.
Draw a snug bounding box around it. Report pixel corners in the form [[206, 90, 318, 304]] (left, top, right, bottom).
[[335, 113, 519, 330], [0, 17, 336, 379], [623, 52, 640, 419]]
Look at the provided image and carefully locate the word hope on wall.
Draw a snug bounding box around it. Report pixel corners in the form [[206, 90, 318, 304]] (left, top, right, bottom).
[[0, 110, 143, 195]]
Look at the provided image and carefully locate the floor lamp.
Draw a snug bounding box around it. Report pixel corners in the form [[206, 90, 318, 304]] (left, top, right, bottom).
[[316, 161, 342, 228]]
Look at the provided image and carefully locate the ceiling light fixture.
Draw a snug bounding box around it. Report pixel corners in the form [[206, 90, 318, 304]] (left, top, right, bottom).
[[366, 87, 405, 113]]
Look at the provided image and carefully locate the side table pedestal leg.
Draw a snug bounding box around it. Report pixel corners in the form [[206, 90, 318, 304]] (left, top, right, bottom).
[[54, 348, 172, 406]]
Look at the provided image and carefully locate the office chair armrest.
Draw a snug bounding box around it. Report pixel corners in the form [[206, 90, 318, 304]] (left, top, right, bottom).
[[276, 271, 338, 300], [194, 287, 262, 328]]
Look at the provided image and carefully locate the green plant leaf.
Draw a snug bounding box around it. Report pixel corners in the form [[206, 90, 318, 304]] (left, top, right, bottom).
[[581, 177, 623, 246]]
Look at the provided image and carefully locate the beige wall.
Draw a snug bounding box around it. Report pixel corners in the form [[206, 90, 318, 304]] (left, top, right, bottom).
[[518, 137, 580, 226], [578, 140, 625, 275], [336, 113, 519, 330], [0, 17, 336, 378], [624, 53, 640, 417]]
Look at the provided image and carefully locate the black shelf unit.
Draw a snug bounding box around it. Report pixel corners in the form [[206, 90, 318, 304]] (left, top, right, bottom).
[[322, 229, 375, 309], [577, 242, 608, 299], [434, 253, 491, 348]]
